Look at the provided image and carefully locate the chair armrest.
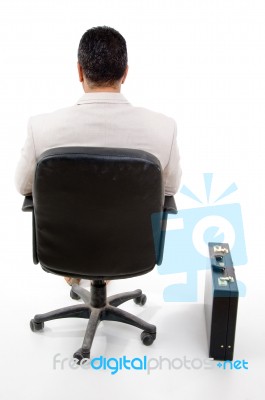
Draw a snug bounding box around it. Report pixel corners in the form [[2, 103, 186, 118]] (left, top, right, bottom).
[[22, 196, 34, 212], [156, 196, 177, 266], [163, 196, 177, 214], [21, 195, 39, 265]]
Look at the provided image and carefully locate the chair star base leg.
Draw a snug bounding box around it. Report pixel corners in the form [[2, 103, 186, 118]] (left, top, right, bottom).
[[30, 281, 157, 360]]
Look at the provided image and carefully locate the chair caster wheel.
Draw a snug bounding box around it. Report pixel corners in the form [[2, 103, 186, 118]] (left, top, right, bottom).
[[73, 348, 90, 364], [70, 288, 81, 300], [30, 319, 44, 332], [141, 331, 156, 346], [134, 294, 147, 306]]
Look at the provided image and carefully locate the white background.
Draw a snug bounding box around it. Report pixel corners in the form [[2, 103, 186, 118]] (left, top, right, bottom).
[[0, 1, 264, 399]]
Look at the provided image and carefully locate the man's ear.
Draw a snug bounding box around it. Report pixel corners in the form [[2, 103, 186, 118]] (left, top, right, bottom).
[[121, 65, 129, 84], [77, 62, 84, 82]]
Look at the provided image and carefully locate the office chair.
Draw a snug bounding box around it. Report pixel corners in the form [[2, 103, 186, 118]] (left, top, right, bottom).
[[22, 147, 177, 362]]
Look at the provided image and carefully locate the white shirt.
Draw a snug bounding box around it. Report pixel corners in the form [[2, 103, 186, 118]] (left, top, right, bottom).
[[15, 92, 181, 196]]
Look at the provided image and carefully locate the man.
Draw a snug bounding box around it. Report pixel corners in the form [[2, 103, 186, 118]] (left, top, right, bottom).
[[15, 26, 181, 285]]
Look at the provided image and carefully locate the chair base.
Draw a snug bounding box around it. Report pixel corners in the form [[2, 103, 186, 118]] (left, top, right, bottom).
[[30, 280, 156, 362]]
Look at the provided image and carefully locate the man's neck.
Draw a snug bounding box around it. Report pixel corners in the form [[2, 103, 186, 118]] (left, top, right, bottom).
[[85, 87, 121, 93], [83, 83, 121, 93]]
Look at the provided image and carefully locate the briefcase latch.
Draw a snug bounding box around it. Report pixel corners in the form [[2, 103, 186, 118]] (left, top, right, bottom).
[[213, 245, 229, 254], [218, 276, 235, 286]]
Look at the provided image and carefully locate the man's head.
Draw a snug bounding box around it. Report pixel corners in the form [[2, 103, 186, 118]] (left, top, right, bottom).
[[77, 26, 128, 92]]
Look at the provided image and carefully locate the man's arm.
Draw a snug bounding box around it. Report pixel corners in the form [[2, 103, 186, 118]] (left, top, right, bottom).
[[164, 122, 181, 196], [15, 118, 36, 195]]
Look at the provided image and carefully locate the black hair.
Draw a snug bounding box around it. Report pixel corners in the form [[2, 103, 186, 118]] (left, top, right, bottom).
[[78, 26, 128, 87]]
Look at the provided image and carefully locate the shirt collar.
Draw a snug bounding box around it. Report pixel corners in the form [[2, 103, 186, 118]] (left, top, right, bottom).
[[76, 92, 130, 105]]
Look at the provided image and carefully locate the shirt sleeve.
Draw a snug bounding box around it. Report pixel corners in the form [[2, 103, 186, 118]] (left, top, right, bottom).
[[14, 118, 36, 195], [164, 121, 182, 196]]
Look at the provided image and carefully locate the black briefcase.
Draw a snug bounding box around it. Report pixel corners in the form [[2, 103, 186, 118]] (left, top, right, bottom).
[[204, 242, 239, 361]]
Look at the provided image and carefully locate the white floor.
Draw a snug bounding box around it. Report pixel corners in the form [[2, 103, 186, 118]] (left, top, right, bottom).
[[0, 196, 263, 400]]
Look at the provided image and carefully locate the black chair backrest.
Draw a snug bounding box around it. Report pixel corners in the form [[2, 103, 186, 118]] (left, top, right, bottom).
[[33, 147, 164, 280]]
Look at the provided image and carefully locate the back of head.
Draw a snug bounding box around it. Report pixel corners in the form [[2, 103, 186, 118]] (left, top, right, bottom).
[[78, 26, 128, 88]]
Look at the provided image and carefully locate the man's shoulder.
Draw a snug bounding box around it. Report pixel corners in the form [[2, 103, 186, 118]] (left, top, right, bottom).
[[131, 105, 175, 122], [126, 105, 176, 135], [29, 104, 77, 126]]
